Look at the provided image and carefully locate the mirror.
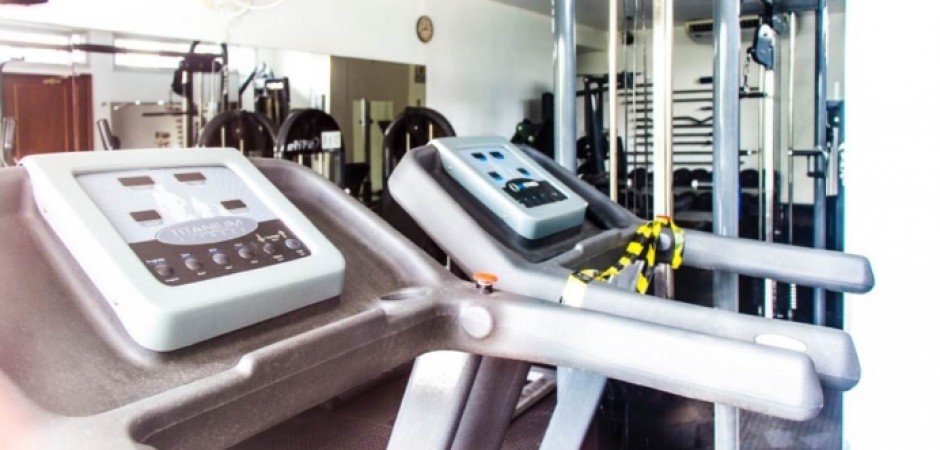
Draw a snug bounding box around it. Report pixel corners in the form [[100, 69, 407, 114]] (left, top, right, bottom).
[[0, 19, 428, 200]]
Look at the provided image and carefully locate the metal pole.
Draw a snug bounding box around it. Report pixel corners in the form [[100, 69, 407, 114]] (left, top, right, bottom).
[[787, 12, 798, 319], [712, 0, 741, 448], [553, 0, 577, 172], [182, 70, 193, 147], [762, 55, 777, 319], [609, 0, 620, 203], [651, 0, 674, 297], [360, 99, 373, 203], [813, 0, 829, 326]]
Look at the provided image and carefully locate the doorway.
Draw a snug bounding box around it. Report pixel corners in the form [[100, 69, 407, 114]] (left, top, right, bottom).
[[1, 73, 93, 160]]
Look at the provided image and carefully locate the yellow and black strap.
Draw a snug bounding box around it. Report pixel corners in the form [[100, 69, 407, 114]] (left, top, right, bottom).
[[560, 216, 685, 304]]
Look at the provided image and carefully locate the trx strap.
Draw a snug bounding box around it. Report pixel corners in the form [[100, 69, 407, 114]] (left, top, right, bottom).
[[561, 216, 685, 305]]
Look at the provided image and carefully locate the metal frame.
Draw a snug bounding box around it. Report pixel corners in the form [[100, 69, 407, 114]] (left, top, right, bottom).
[[388, 141, 873, 449], [0, 154, 870, 449], [553, 0, 577, 172]]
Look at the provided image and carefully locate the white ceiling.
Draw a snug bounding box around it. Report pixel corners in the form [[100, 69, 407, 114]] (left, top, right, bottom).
[[489, 0, 839, 30]]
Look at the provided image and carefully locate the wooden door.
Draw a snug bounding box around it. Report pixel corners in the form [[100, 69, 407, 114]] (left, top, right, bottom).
[[1, 73, 93, 160]]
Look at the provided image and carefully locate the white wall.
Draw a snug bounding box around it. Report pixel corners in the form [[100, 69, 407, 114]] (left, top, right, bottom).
[[423, 0, 554, 136], [1, 0, 607, 144], [254, 48, 331, 110], [843, 2, 939, 449]]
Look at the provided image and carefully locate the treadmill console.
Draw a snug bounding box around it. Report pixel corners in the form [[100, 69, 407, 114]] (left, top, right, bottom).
[[21, 148, 345, 351], [434, 136, 587, 239]]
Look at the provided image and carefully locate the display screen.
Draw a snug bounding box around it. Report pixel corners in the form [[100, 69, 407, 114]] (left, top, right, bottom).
[[174, 172, 207, 183], [77, 166, 278, 245], [118, 176, 155, 188]]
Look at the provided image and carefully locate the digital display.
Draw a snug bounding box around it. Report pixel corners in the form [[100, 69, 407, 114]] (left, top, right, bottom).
[[174, 172, 207, 183], [78, 166, 278, 245], [130, 210, 162, 223], [221, 199, 248, 211], [119, 176, 155, 188]]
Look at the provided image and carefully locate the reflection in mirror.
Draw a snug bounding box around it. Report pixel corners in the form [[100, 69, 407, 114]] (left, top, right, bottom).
[[0, 23, 87, 164], [0, 20, 436, 211]]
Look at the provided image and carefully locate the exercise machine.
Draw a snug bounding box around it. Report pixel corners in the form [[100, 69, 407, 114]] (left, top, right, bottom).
[[170, 41, 230, 147], [237, 63, 291, 129], [379, 106, 456, 261], [387, 136, 874, 449], [196, 110, 278, 158], [0, 146, 853, 448], [382, 106, 456, 187], [1, 117, 14, 167], [275, 108, 345, 189]]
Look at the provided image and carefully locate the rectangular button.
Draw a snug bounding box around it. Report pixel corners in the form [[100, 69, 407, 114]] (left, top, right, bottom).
[[130, 209, 163, 226], [174, 172, 207, 183], [118, 176, 155, 188]]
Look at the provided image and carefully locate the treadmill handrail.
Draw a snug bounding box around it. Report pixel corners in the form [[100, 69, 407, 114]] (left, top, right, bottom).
[[388, 145, 861, 391], [521, 145, 875, 293]]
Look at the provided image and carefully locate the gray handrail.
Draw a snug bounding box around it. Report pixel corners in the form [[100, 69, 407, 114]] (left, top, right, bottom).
[[1, 118, 15, 167]]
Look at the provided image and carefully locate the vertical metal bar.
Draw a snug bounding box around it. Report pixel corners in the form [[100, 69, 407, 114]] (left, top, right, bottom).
[[763, 62, 777, 319], [813, 0, 829, 326], [553, 0, 577, 172], [539, 368, 608, 450], [651, 0, 673, 298], [712, 0, 741, 312], [609, 0, 620, 203], [787, 12, 798, 319], [388, 352, 482, 450], [182, 70, 193, 147], [712, 0, 741, 448], [451, 360, 530, 450], [651, 0, 673, 217], [360, 99, 372, 202]]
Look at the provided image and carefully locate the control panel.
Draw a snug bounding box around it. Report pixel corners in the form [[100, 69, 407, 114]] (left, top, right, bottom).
[[434, 136, 587, 239], [22, 148, 345, 351]]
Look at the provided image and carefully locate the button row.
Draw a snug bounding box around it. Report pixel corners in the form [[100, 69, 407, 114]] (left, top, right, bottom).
[[153, 239, 305, 278], [518, 192, 563, 208]]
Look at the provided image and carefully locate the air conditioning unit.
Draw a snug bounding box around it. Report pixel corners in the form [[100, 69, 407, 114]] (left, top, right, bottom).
[[685, 15, 762, 44]]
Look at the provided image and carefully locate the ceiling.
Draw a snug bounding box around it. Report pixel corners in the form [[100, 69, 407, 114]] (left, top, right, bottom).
[[489, 0, 841, 30]]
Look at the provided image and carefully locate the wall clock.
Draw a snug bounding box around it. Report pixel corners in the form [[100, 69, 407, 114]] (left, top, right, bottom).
[[417, 15, 434, 43]]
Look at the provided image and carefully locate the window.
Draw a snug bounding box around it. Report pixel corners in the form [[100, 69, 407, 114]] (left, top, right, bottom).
[[113, 37, 255, 72], [0, 28, 86, 65]]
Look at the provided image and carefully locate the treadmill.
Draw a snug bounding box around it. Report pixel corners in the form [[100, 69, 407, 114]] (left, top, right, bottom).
[[0, 146, 864, 449], [387, 136, 874, 449]]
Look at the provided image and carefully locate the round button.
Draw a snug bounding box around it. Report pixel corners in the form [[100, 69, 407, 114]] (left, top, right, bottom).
[[212, 253, 230, 266], [262, 243, 277, 255], [185, 258, 203, 272], [237, 246, 255, 260], [285, 238, 301, 250], [154, 264, 174, 277]]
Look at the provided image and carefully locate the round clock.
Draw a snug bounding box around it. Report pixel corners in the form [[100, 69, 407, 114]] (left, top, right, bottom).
[[416, 15, 434, 43]]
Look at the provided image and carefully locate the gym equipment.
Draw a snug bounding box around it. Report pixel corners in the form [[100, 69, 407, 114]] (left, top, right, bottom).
[[388, 136, 874, 449], [673, 167, 692, 187], [382, 106, 456, 186], [438, 138, 586, 240], [197, 110, 277, 158], [2, 148, 834, 449], [20, 149, 344, 351], [510, 93, 554, 157], [96, 118, 120, 150], [1, 117, 14, 167], [256, 78, 290, 128], [171, 41, 230, 147], [275, 108, 345, 187], [236, 63, 290, 128]]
